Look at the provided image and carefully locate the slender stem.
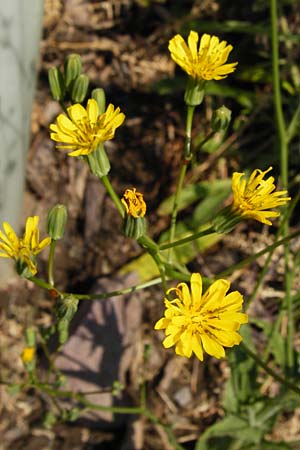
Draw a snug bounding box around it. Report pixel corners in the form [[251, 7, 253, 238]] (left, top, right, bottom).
[[33, 383, 184, 449], [48, 240, 56, 286], [143, 409, 186, 450], [34, 383, 143, 414], [168, 162, 188, 262], [217, 229, 300, 278], [168, 105, 195, 261], [270, 0, 293, 370], [184, 105, 195, 159], [29, 276, 59, 292], [195, 130, 215, 153], [270, 0, 288, 189], [63, 277, 163, 300], [160, 226, 215, 251], [59, 101, 69, 116], [101, 175, 125, 218], [241, 342, 300, 396]]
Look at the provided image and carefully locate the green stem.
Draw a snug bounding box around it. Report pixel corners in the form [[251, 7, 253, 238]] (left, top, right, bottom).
[[168, 105, 195, 262], [195, 130, 215, 153], [48, 240, 56, 286], [63, 277, 163, 301], [241, 342, 300, 396], [160, 226, 215, 251], [101, 175, 125, 218], [59, 101, 69, 116], [143, 409, 186, 450], [270, 0, 288, 189], [217, 229, 300, 278], [270, 0, 292, 370], [29, 276, 59, 292]]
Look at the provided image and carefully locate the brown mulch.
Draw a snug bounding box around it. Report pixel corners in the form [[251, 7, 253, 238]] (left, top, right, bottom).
[[1, 1, 300, 449]]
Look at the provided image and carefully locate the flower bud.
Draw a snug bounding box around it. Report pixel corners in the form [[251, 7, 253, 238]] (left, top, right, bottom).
[[47, 204, 67, 240], [25, 326, 36, 347], [64, 53, 82, 88], [211, 105, 232, 132], [92, 88, 106, 114], [184, 77, 205, 106], [71, 74, 89, 103], [55, 296, 79, 344], [86, 144, 111, 178], [48, 67, 65, 101], [122, 188, 147, 239]]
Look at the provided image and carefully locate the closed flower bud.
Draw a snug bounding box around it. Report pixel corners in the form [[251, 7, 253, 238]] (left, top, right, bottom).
[[71, 74, 89, 103], [47, 204, 67, 240], [211, 105, 231, 132], [48, 67, 65, 101], [64, 53, 82, 88], [25, 326, 36, 347], [92, 88, 106, 114]]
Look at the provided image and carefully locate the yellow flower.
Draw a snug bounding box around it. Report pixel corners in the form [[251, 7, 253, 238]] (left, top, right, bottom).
[[21, 346, 35, 364], [50, 98, 125, 157], [121, 188, 147, 218], [231, 167, 291, 225], [168, 31, 238, 81], [0, 216, 51, 275], [155, 273, 248, 361]]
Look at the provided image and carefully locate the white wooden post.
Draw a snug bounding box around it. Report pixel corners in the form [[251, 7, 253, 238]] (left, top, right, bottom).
[[0, 0, 44, 281]]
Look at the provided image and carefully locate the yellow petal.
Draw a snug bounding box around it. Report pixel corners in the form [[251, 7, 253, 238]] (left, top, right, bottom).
[[190, 273, 202, 308], [191, 334, 204, 361], [67, 103, 88, 125], [87, 98, 99, 124], [201, 333, 225, 359]]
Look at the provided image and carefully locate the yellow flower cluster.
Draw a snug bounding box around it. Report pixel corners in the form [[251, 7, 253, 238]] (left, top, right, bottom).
[[169, 31, 238, 81], [50, 99, 125, 157], [121, 188, 147, 218], [155, 273, 248, 360], [21, 347, 36, 364], [0, 216, 50, 275], [231, 167, 290, 225]]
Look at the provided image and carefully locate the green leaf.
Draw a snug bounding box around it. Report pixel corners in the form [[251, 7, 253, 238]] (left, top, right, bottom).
[[120, 252, 160, 282], [158, 179, 231, 222], [195, 415, 264, 450], [191, 179, 232, 226]]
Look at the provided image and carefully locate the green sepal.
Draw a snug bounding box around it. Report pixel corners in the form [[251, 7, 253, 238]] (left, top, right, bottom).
[[211, 205, 242, 234], [71, 74, 89, 103], [47, 204, 67, 240], [48, 67, 66, 101], [64, 54, 82, 88], [211, 105, 232, 132], [86, 144, 111, 178], [25, 326, 36, 347], [55, 296, 79, 344], [184, 77, 205, 106], [92, 88, 106, 114], [16, 259, 36, 279], [123, 216, 146, 240]]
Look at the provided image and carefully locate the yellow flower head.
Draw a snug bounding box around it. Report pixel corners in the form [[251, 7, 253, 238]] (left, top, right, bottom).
[[231, 167, 291, 225], [168, 31, 238, 81], [0, 216, 51, 275], [121, 188, 147, 218], [155, 273, 248, 361], [50, 98, 125, 157], [21, 346, 35, 364]]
